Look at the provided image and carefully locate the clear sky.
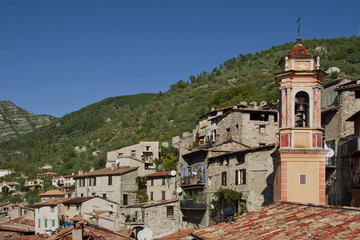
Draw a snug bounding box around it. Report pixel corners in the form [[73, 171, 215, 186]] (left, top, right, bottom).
[[1, 0, 359, 117]]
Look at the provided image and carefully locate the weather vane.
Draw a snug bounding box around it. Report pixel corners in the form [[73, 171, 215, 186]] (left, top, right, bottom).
[[297, 16, 302, 43]]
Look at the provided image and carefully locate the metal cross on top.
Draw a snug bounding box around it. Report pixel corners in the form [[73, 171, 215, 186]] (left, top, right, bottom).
[[297, 16, 302, 38]]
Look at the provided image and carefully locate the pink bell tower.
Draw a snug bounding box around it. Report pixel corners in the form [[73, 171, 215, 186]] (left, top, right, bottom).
[[272, 38, 327, 204]]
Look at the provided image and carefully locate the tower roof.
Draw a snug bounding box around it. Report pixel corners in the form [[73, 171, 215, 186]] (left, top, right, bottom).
[[288, 43, 312, 57]]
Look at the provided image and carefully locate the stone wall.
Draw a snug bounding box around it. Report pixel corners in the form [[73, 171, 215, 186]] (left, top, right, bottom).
[[143, 201, 180, 238]]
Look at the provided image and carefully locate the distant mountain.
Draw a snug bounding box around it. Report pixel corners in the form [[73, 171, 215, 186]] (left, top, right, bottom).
[[0, 100, 56, 141], [0, 36, 360, 178]]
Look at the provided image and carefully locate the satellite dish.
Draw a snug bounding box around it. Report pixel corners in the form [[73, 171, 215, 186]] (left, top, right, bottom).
[[326, 148, 334, 158], [176, 187, 183, 194], [170, 170, 176, 176], [137, 228, 153, 240]]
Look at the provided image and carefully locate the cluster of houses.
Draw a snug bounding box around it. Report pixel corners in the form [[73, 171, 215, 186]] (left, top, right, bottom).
[[1, 40, 360, 239]]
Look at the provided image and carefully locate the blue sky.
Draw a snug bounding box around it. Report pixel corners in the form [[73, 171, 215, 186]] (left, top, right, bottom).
[[1, 0, 359, 117]]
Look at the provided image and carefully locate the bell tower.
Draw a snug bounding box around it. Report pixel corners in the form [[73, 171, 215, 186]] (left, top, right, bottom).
[[272, 38, 328, 204]]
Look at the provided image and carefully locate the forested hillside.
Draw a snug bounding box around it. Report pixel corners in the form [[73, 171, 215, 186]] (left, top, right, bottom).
[[1, 36, 360, 179]]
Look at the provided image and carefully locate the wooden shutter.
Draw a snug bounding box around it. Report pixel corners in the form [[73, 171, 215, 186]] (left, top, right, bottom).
[[235, 170, 239, 185]]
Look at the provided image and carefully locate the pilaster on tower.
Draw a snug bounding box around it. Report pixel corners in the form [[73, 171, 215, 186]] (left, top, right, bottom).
[[272, 40, 327, 205]]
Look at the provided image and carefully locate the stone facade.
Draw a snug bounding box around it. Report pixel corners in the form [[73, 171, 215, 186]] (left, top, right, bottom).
[[142, 199, 180, 238], [106, 141, 159, 172], [74, 167, 138, 206], [146, 172, 176, 202], [322, 79, 360, 205]]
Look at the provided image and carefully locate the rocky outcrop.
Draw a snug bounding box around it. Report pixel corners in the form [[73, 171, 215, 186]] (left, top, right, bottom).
[[0, 100, 56, 142]]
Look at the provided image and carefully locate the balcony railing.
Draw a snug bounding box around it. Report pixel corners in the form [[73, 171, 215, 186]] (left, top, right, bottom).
[[181, 175, 205, 187], [180, 199, 206, 209], [342, 137, 360, 157], [326, 157, 336, 167]]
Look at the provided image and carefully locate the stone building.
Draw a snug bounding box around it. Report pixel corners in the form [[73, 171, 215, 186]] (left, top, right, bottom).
[[142, 199, 180, 238], [106, 141, 159, 174], [146, 172, 177, 202], [321, 78, 360, 205], [24, 178, 43, 190], [174, 103, 277, 150], [179, 139, 275, 227], [74, 166, 138, 206]]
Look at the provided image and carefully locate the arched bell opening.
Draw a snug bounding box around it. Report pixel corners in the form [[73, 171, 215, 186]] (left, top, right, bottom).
[[294, 91, 309, 127]]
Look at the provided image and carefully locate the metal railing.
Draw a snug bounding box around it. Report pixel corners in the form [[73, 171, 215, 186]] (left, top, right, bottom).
[[181, 175, 205, 186], [342, 137, 360, 157]]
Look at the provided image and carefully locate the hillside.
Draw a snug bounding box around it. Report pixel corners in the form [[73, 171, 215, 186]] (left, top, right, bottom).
[[1, 36, 360, 179], [0, 100, 56, 142]]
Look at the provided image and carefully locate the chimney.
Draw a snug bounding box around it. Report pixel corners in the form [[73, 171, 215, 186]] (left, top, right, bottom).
[[90, 167, 94, 172], [78, 170, 83, 176]]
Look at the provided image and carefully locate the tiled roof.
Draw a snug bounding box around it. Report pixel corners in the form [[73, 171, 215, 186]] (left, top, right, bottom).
[[48, 221, 133, 240], [146, 171, 171, 178], [157, 229, 195, 240], [63, 173, 78, 178], [191, 202, 360, 239], [39, 189, 66, 196], [2, 181, 20, 186], [288, 43, 312, 56], [33, 198, 70, 207], [38, 172, 57, 176], [0, 217, 35, 233], [142, 199, 178, 208], [61, 196, 94, 204], [74, 166, 138, 178]]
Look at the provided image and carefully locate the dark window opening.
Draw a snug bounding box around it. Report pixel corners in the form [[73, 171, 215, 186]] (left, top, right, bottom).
[[250, 112, 269, 121], [295, 91, 309, 127], [221, 172, 227, 186]]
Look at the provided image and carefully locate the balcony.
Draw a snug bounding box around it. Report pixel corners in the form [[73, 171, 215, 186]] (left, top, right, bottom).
[[181, 176, 205, 189], [342, 137, 360, 157], [180, 199, 206, 210], [326, 157, 336, 168]]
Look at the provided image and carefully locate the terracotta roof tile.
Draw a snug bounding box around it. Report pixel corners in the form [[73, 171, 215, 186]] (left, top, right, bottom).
[[288, 43, 312, 56], [39, 189, 66, 196], [146, 171, 171, 178], [191, 202, 360, 239], [75, 166, 138, 178]]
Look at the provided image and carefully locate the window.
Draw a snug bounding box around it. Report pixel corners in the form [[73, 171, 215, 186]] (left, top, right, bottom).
[[52, 219, 55, 227], [108, 176, 112, 185], [118, 152, 123, 157], [300, 174, 307, 185], [235, 169, 246, 185], [162, 177, 166, 186], [221, 172, 227, 186], [162, 191, 166, 200], [50, 207, 55, 213], [146, 146, 150, 151], [150, 192, 153, 201], [131, 150, 136, 157], [167, 206, 174, 218], [151, 179, 154, 186], [44, 219, 47, 228], [329, 92, 338, 106], [93, 177, 96, 186], [103, 194, 107, 198], [38, 219, 40, 228], [80, 194, 84, 197], [92, 193, 96, 196], [259, 125, 266, 134], [123, 194, 128, 205]]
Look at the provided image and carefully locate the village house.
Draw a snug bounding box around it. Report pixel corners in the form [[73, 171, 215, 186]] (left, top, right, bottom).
[[59, 196, 120, 231], [74, 166, 138, 206], [106, 141, 159, 176], [0, 181, 19, 193], [321, 78, 360, 206], [146, 171, 177, 202], [24, 178, 43, 190], [33, 198, 70, 235], [52, 173, 77, 191], [142, 199, 180, 238], [178, 139, 275, 227], [0, 217, 35, 238]]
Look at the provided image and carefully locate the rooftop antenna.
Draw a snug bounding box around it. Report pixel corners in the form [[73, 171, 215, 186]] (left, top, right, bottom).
[[297, 16, 302, 43]]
